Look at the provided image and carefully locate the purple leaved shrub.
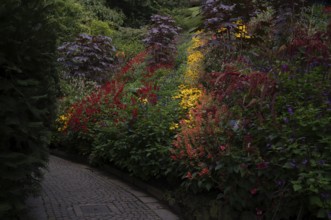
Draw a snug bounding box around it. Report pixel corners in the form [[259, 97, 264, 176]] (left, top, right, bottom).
[[58, 33, 118, 83], [143, 14, 181, 66]]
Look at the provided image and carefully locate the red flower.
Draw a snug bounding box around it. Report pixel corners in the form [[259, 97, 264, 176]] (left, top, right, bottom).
[[132, 108, 138, 119], [256, 161, 268, 169], [185, 172, 193, 179], [199, 168, 209, 177], [250, 188, 258, 195]]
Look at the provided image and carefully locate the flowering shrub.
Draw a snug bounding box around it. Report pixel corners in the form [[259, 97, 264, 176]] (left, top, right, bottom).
[[89, 68, 182, 180], [170, 14, 331, 217], [58, 80, 126, 154], [170, 71, 284, 218]]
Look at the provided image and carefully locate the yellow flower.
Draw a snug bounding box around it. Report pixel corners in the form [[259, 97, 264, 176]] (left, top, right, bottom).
[[235, 23, 251, 39], [184, 35, 205, 86], [56, 108, 73, 132], [173, 85, 202, 110], [217, 20, 251, 39], [169, 123, 179, 131], [139, 98, 148, 104]]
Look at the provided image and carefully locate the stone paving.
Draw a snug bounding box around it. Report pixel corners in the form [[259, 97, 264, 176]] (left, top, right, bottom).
[[25, 156, 179, 220]]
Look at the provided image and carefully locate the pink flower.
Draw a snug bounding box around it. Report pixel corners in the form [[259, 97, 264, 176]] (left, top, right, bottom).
[[219, 145, 226, 151], [250, 188, 258, 195]]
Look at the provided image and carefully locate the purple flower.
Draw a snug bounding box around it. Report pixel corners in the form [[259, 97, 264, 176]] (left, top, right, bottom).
[[283, 117, 289, 123], [276, 179, 286, 187], [287, 106, 294, 115], [318, 160, 326, 166], [290, 160, 297, 168], [281, 64, 289, 73], [302, 159, 308, 166]]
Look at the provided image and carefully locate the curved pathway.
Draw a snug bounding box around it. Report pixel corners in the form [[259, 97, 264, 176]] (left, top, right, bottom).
[[25, 156, 179, 220]]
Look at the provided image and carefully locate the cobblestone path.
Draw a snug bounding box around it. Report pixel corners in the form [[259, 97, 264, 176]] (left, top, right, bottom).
[[25, 156, 179, 220]]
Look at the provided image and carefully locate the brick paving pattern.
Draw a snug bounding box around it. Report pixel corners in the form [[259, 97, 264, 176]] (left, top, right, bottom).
[[25, 156, 179, 220]]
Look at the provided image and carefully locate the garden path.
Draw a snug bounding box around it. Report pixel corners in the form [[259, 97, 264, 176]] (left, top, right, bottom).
[[24, 156, 179, 220]]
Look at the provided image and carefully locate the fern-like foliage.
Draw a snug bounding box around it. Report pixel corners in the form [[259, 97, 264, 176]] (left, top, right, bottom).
[[0, 0, 58, 218]]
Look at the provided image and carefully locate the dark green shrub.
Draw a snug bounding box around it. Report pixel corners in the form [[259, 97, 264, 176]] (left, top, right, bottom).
[[78, 0, 125, 26], [0, 0, 58, 218], [49, 0, 91, 42]]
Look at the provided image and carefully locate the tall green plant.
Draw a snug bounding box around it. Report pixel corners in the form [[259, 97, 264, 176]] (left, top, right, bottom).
[[0, 0, 58, 218]]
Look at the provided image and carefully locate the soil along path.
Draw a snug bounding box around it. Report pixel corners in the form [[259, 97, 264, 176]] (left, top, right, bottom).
[[25, 156, 179, 220]]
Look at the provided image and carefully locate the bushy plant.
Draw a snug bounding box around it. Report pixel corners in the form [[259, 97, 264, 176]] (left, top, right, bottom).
[[106, 0, 189, 27], [169, 7, 202, 32], [78, 0, 125, 26], [111, 27, 146, 60], [256, 66, 331, 219], [91, 76, 181, 180], [0, 0, 58, 218], [143, 14, 181, 66], [200, 0, 259, 72], [89, 19, 114, 36], [49, 0, 92, 42], [169, 3, 331, 218], [58, 33, 118, 83]]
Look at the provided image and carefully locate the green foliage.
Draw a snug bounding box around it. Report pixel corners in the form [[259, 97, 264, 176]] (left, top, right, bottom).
[[106, 0, 190, 27], [0, 0, 58, 218], [111, 27, 146, 59], [77, 0, 125, 26], [257, 68, 331, 219], [57, 78, 97, 114], [89, 19, 114, 36], [49, 0, 91, 42], [169, 7, 202, 32], [49, 0, 124, 42], [89, 67, 183, 180]]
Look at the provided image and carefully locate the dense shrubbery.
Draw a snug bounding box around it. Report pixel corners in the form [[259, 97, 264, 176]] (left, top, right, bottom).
[[0, 0, 58, 218], [53, 1, 331, 219], [168, 1, 331, 219]]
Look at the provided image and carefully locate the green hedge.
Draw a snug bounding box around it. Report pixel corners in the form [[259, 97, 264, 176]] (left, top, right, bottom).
[[0, 0, 58, 218]]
